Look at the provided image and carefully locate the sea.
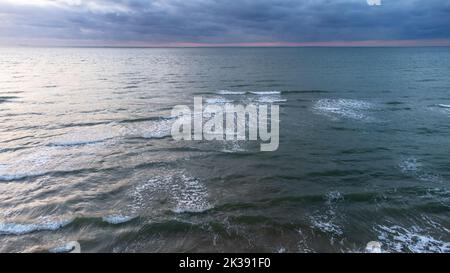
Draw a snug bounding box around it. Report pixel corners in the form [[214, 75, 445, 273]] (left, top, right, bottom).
[[0, 47, 449, 253]]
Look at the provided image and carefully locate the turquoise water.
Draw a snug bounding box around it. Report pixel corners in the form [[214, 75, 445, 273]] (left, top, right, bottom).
[[0, 47, 449, 252]]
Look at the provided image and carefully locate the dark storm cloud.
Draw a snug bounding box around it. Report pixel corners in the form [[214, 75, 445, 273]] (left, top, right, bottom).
[[0, 0, 449, 45]]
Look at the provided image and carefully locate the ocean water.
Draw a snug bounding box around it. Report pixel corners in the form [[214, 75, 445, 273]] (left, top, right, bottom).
[[0, 47, 449, 253]]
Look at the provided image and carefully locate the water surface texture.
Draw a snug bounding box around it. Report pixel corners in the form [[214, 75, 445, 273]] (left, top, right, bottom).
[[0, 47, 449, 253]]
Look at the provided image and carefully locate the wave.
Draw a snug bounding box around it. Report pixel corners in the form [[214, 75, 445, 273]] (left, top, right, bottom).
[[102, 215, 135, 225], [212, 91, 286, 104], [436, 104, 450, 109], [325, 191, 343, 204], [313, 99, 374, 121], [0, 168, 105, 182], [205, 97, 233, 104], [125, 119, 173, 139], [217, 90, 247, 95], [130, 170, 213, 214], [429, 103, 450, 116], [49, 241, 80, 253], [0, 219, 72, 236], [398, 157, 443, 183], [47, 124, 124, 147], [310, 215, 343, 236], [170, 173, 213, 213], [123, 85, 139, 89], [0, 214, 141, 236], [0, 96, 19, 102], [386, 101, 405, 106], [48, 139, 108, 147], [309, 191, 344, 239], [119, 116, 171, 124], [250, 91, 281, 95], [256, 96, 287, 103], [51, 120, 115, 129], [399, 157, 422, 173], [0, 145, 113, 181], [215, 90, 282, 96], [376, 224, 450, 253], [0, 148, 53, 181], [221, 141, 248, 153], [0, 172, 47, 182], [284, 90, 330, 94]]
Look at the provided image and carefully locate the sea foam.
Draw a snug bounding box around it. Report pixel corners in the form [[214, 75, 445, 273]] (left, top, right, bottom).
[[205, 97, 233, 105], [376, 224, 450, 253], [102, 215, 135, 225], [250, 91, 281, 95], [217, 90, 247, 95], [0, 219, 72, 235], [125, 119, 173, 139], [130, 170, 213, 214], [313, 99, 374, 121]]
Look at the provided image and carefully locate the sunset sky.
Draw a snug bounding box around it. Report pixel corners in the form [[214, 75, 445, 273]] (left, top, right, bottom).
[[1, 0, 450, 46]]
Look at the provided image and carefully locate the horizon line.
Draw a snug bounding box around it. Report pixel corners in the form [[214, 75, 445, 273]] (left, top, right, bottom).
[[2, 39, 450, 48]]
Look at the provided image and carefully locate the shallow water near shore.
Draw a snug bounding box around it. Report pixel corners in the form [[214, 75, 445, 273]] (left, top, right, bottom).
[[0, 47, 449, 253]]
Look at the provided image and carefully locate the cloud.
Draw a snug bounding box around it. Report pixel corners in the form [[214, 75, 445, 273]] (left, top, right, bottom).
[[0, 0, 449, 46]]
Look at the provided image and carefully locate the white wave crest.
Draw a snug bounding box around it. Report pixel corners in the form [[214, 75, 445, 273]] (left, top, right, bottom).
[[250, 91, 281, 95], [102, 215, 135, 225], [437, 104, 450, 109], [0, 219, 72, 235], [205, 97, 233, 105], [217, 90, 247, 95], [256, 96, 287, 103]]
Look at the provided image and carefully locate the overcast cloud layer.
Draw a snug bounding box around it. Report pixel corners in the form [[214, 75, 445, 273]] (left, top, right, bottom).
[[0, 0, 450, 46]]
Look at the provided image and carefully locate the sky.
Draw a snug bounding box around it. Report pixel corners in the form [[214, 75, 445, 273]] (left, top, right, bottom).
[[0, 0, 450, 47]]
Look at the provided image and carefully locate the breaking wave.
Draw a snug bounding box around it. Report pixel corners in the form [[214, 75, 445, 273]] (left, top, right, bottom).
[[0, 219, 73, 236], [375, 224, 450, 253], [130, 170, 213, 214], [217, 90, 247, 95], [313, 99, 374, 121], [102, 215, 135, 225]]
